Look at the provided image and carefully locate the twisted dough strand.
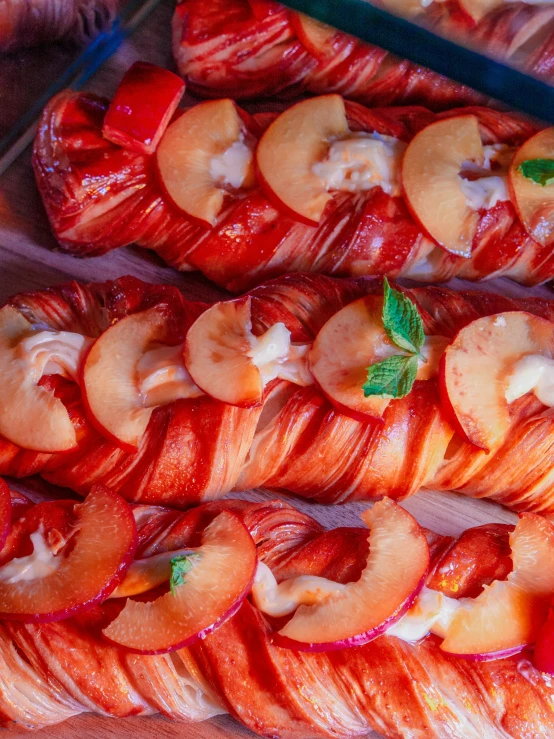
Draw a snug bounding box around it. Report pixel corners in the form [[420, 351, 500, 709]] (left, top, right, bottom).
[[1, 496, 553, 738], [34, 90, 554, 290], [2, 274, 554, 513]]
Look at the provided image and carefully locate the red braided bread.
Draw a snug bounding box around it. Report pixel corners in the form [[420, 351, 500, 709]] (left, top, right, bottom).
[[172, 0, 554, 109], [0, 0, 117, 52], [1, 490, 553, 738], [33, 88, 554, 290], [2, 273, 554, 513]]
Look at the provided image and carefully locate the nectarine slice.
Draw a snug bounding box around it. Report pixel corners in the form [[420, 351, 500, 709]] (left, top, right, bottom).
[[276, 499, 429, 651], [441, 513, 554, 657], [289, 12, 339, 59], [439, 311, 554, 451], [83, 306, 201, 450], [256, 95, 349, 225], [0, 306, 77, 452], [184, 298, 306, 407], [103, 511, 256, 653], [0, 485, 137, 622], [510, 127, 554, 247], [309, 295, 446, 421], [157, 99, 254, 226], [402, 115, 486, 257]]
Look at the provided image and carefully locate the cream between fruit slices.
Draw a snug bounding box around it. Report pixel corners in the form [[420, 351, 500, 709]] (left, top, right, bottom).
[[0, 528, 61, 584], [506, 354, 554, 407]]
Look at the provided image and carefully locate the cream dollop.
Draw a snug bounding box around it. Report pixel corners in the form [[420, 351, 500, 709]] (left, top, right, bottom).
[[248, 323, 313, 387], [313, 133, 406, 196], [18, 330, 93, 382], [0, 528, 61, 584], [210, 136, 254, 190], [505, 354, 554, 407], [138, 344, 203, 407]]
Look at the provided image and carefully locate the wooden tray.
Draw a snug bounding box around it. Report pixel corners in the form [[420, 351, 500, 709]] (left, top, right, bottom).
[[0, 4, 549, 736]]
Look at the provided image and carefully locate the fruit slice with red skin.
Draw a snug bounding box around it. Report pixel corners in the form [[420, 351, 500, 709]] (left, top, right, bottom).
[[102, 62, 185, 155], [184, 297, 262, 407], [255, 95, 349, 225], [83, 305, 195, 451], [103, 511, 257, 654], [289, 12, 339, 59], [402, 115, 484, 257], [510, 127, 554, 247], [0, 485, 137, 623], [0, 305, 76, 452], [157, 99, 254, 227], [276, 498, 429, 651], [0, 480, 11, 551], [309, 295, 445, 422], [440, 513, 554, 658], [439, 311, 554, 452], [533, 598, 554, 673]]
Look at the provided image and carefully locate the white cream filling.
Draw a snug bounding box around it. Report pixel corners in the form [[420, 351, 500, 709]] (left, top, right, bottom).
[[459, 144, 512, 212], [138, 344, 204, 408], [18, 330, 93, 382], [505, 354, 554, 407], [386, 586, 461, 641], [313, 132, 406, 196], [251, 562, 347, 618], [209, 136, 253, 190], [247, 323, 313, 387], [0, 528, 61, 584]]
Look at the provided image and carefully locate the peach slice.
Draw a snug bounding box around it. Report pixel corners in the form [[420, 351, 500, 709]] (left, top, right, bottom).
[[0, 306, 77, 452], [289, 12, 338, 59], [156, 99, 254, 227], [103, 511, 257, 653], [184, 297, 308, 407], [439, 311, 554, 452], [255, 95, 349, 225], [276, 499, 429, 651], [0, 486, 137, 622], [309, 295, 447, 421], [440, 513, 554, 658], [510, 127, 554, 247], [402, 115, 485, 257], [83, 306, 201, 450]]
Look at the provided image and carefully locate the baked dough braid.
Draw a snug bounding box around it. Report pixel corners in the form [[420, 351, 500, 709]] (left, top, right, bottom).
[[1, 494, 553, 738], [173, 0, 554, 110], [0, 0, 117, 52], [2, 273, 554, 513], [33, 89, 554, 290]]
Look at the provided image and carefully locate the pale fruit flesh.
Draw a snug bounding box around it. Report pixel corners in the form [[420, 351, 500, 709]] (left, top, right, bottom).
[[277, 498, 429, 650], [83, 306, 179, 449], [309, 295, 441, 420], [184, 297, 263, 407], [0, 486, 137, 622], [0, 306, 76, 452], [103, 511, 257, 653], [510, 127, 554, 247], [440, 311, 554, 451], [157, 99, 253, 226], [441, 514, 554, 656], [402, 115, 484, 257], [255, 95, 349, 224]]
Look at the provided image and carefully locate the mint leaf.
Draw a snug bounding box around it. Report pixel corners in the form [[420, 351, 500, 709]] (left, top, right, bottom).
[[518, 159, 554, 187], [382, 278, 425, 358], [170, 553, 200, 595], [362, 354, 418, 399]]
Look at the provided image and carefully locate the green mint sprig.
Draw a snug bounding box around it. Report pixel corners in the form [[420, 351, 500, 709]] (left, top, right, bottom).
[[518, 159, 554, 187], [362, 278, 425, 400], [170, 553, 200, 595]]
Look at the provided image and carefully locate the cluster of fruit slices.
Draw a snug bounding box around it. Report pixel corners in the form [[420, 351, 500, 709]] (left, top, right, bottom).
[[2, 478, 554, 668], [1, 268, 553, 460], [97, 62, 554, 257]]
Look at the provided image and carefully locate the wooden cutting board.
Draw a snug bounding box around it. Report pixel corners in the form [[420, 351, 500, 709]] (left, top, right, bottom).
[[0, 3, 549, 736]]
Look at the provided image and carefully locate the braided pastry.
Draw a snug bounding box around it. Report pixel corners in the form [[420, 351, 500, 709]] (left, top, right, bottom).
[[2, 273, 554, 513], [2, 486, 554, 738], [173, 0, 554, 109], [0, 0, 117, 52], [33, 80, 554, 291]]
